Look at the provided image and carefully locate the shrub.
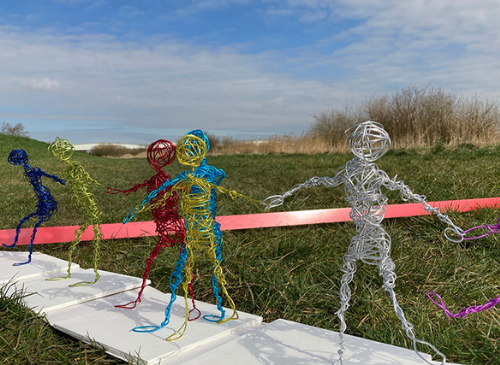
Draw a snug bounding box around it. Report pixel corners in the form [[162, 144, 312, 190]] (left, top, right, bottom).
[[309, 86, 500, 148], [1, 122, 29, 137], [90, 144, 146, 157]]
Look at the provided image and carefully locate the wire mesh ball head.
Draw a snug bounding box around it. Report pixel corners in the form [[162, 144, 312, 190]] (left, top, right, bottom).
[[185, 129, 210, 151], [176, 134, 208, 167], [8, 149, 29, 166], [345, 121, 391, 162], [49, 137, 75, 161], [147, 140, 176, 171]]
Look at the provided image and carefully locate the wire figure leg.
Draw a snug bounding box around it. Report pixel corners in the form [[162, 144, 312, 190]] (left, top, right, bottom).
[[380, 253, 446, 365], [115, 237, 168, 309], [46, 224, 87, 282], [204, 236, 238, 324], [166, 243, 195, 341], [11, 216, 44, 266], [3, 212, 37, 249], [133, 243, 189, 335], [70, 224, 102, 287], [335, 255, 357, 365]]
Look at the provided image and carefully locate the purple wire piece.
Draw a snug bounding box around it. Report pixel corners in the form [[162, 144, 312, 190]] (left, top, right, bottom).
[[428, 292, 500, 318], [428, 218, 500, 318], [460, 217, 500, 240]]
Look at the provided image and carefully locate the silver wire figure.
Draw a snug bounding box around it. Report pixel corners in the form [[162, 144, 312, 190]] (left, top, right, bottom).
[[262, 121, 464, 365]]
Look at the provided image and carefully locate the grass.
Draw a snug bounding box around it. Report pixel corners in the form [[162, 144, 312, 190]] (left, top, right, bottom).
[[1, 134, 500, 364]]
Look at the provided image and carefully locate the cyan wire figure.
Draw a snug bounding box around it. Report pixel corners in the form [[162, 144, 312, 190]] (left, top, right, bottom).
[[262, 121, 464, 365], [2, 149, 65, 265], [46, 138, 103, 287], [124, 130, 250, 341], [108, 139, 198, 317]]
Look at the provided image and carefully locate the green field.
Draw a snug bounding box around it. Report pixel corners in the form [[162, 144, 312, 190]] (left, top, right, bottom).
[[1, 134, 500, 364]]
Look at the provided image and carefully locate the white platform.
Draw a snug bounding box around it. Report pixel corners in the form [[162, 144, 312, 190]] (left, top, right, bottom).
[[1, 251, 463, 365], [0, 251, 79, 285], [49, 286, 263, 364], [4, 267, 147, 313], [166, 318, 445, 365]]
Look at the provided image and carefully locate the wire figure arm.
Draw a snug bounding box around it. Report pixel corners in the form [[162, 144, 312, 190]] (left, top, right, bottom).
[[107, 180, 149, 195], [123, 176, 181, 223], [382, 175, 464, 242], [40, 171, 66, 185], [261, 173, 345, 210]]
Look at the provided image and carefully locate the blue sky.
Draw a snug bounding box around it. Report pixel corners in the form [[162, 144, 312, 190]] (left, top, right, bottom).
[[1, 0, 499, 144]]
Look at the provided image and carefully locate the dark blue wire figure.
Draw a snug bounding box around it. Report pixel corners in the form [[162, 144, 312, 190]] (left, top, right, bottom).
[[3, 149, 65, 265]]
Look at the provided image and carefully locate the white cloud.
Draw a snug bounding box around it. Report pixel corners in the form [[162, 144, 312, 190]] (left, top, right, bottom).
[[299, 10, 327, 22], [0, 26, 352, 143], [21, 77, 60, 90]]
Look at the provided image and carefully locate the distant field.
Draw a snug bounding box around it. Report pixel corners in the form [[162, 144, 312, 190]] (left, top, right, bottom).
[[1, 134, 500, 364]]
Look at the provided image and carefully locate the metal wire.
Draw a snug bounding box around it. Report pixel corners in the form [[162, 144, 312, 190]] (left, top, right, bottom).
[[47, 137, 103, 287], [263, 121, 464, 365], [3, 149, 65, 265], [125, 130, 253, 341]]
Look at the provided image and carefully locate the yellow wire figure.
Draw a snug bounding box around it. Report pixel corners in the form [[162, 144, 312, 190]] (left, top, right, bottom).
[[124, 130, 254, 341], [47, 138, 103, 287]]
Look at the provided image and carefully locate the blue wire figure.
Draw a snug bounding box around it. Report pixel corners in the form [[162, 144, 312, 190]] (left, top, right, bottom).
[[2, 149, 65, 265], [124, 130, 250, 341]]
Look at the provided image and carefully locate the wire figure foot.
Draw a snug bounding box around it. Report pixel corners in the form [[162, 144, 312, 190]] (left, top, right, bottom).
[[115, 300, 140, 309], [46, 274, 71, 282], [12, 259, 31, 266], [69, 272, 100, 287], [132, 325, 162, 333]]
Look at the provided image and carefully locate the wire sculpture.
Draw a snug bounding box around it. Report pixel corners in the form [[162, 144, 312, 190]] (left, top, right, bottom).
[[262, 121, 464, 365], [427, 217, 500, 318], [123, 130, 254, 341], [46, 138, 103, 287], [2, 149, 65, 265], [107, 139, 198, 317]]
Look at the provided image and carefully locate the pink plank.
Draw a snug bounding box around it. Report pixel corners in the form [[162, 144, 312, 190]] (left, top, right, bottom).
[[1, 198, 500, 246]]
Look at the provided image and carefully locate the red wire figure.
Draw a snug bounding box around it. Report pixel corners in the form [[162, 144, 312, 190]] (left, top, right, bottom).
[[107, 140, 198, 317]]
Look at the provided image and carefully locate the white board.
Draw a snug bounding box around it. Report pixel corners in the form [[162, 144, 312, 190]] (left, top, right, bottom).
[[165, 319, 461, 365], [0, 251, 79, 285], [48, 286, 263, 365], [4, 267, 147, 313]]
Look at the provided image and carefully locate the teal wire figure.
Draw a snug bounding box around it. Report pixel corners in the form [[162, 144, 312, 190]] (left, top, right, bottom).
[[2, 149, 65, 265], [46, 138, 103, 287]]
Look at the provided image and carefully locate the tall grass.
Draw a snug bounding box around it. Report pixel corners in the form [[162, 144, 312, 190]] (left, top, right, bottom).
[[311, 86, 500, 149], [205, 86, 500, 155]]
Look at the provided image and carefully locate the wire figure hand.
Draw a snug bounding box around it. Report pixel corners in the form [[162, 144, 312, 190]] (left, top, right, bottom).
[[261, 195, 285, 210]]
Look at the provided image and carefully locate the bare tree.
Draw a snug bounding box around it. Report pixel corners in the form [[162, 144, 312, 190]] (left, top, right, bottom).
[[1, 122, 29, 137]]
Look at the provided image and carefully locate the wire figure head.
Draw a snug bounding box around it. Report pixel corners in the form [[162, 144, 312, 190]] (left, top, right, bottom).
[[345, 121, 391, 162], [147, 139, 176, 171], [8, 149, 29, 166], [186, 129, 210, 151], [176, 133, 208, 167], [49, 137, 75, 161]]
